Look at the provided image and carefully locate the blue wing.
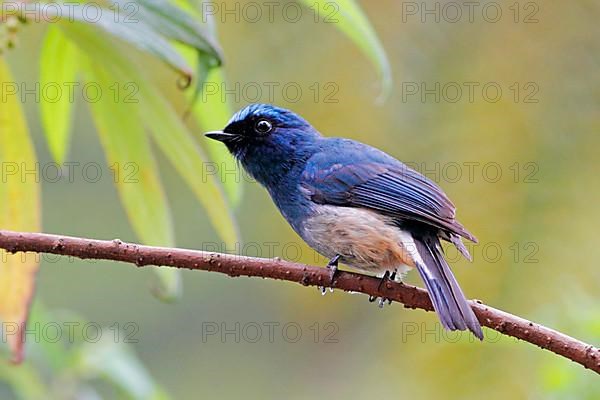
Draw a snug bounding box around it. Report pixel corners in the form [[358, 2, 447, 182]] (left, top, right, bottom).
[[301, 139, 477, 243]]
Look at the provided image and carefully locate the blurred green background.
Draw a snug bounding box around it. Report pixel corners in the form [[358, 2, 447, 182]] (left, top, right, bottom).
[[2, 0, 600, 398]]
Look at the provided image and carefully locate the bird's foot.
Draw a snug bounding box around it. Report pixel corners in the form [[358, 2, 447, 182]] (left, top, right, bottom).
[[389, 270, 397, 281], [318, 254, 341, 295], [368, 270, 396, 307], [367, 295, 392, 308]]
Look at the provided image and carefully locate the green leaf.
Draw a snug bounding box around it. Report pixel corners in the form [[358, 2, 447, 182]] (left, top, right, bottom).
[[300, 0, 392, 100], [39, 25, 78, 164], [144, 0, 223, 105], [192, 66, 242, 206], [182, 9, 242, 206], [0, 359, 47, 398], [0, 58, 41, 363], [118, 0, 224, 99], [171, 8, 242, 206], [76, 337, 171, 400], [138, 81, 240, 246], [132, 0, 223, 62], [62, 22, 240, 248], [45, 0, 225, 102], [26, 302, 78, 372], [84, 62, 181, 299], [45, 3, 194, 83]]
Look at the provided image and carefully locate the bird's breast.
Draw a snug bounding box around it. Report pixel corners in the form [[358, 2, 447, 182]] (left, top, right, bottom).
[[300, 205, 416, 275]]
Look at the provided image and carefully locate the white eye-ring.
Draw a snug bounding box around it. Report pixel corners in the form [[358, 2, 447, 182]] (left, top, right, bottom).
[[255, 119, 273, 134]]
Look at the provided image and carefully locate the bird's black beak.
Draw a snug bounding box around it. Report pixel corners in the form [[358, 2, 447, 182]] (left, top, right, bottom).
[[205, 131, 238, 142]]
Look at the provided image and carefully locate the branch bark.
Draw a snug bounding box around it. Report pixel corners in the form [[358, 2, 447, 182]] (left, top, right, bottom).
[[0, 229, 598, 374]]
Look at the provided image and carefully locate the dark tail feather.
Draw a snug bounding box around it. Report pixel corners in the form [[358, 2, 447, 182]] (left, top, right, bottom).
[[413, 235, 483, 340]]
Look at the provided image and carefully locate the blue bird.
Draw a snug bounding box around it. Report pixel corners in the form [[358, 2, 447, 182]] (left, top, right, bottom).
[[206, 104, 483, 339]]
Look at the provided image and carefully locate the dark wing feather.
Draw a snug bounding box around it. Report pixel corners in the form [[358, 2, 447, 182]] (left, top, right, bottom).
[[301, 149, 476, 243]]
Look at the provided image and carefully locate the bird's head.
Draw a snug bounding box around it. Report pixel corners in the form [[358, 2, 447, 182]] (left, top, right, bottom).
[[205, 104, 321, 186]]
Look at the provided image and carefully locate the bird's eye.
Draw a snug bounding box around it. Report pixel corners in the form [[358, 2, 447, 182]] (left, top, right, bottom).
[[254, 119, 273, 134]]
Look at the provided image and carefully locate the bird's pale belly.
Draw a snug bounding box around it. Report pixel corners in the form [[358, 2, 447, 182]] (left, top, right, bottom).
[[300, 205, 416, 277]]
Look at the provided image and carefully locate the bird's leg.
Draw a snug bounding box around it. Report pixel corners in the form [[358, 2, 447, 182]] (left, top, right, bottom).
[[326, 254, 340, 283], [319, 254, 341, 295], [389, 270, 397, 281], [386, 270, 398, 304], [377, 270, 391, 292], [370, 270, 395, 308]]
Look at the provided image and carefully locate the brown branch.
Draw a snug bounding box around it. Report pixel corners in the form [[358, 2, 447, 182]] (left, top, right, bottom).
[[0, 229, 598, 374]]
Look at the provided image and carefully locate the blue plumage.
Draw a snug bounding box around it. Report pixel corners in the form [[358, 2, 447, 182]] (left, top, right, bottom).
[[206, 104, 483, 339], [300, 139, 477, 243]]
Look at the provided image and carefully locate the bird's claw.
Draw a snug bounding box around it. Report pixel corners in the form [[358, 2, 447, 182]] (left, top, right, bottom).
[[368, 270, 396, 307], [368, 295, 392, 307], [327, 264, 338, 285], [319, 286, 334, 295], [377, 270, 393, 291], [318, 254, 341, 296]]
